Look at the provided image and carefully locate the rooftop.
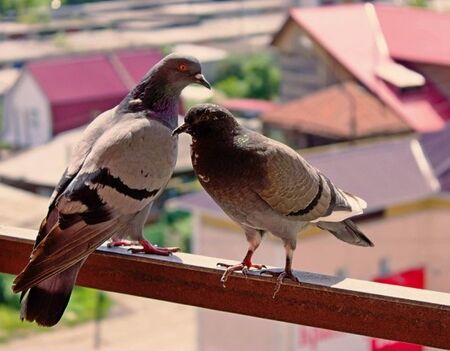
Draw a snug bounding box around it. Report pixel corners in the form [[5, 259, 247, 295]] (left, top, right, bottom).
[[262, 82, 409, 139], [28, 54, 129, 105]]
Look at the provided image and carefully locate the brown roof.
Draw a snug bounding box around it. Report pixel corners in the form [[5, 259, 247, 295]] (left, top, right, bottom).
[[262, 82, 409, 139]]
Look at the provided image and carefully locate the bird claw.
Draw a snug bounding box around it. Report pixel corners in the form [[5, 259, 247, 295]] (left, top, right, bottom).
[[107, 240, 137, 248], [217, 261, 267, 288], [127, 240, 179, 256], [260, 269, 300, 299]]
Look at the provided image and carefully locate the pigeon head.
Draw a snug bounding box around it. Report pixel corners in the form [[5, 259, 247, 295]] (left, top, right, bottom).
[[172, 103, 239, 138], [124, 53, 210, 114], [157, 53, 211, 90]]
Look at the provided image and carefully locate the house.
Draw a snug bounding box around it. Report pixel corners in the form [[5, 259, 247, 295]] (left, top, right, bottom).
[[169, 137, 448, 351], [272, 4, 450, 133], [262, 81, 410, 148], [0, 68, 20, 130], [2, 49, 163, 147]]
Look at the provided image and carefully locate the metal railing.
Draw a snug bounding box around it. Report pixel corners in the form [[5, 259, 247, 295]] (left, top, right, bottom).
[[0, 225, 449, 349]]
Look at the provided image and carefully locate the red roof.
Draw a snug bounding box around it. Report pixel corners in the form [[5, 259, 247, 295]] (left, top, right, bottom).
[[262, 82, 409, 139], [276, 4, 450, 133], [377, 5, 450, 66], [27, 49, 163, 134]]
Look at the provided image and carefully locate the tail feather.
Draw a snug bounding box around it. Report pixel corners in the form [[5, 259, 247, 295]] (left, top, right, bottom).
[[317, 219, 374, 247], [20, 261, 83, 327]]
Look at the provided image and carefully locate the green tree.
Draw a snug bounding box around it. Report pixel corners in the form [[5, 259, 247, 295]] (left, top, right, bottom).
[[0, 0, 48, 15], [214, 53, 280, 100], [407, 0, 427, 7]]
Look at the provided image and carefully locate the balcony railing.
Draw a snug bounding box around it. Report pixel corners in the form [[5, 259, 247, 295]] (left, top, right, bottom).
[[0, 225, 449, 349]]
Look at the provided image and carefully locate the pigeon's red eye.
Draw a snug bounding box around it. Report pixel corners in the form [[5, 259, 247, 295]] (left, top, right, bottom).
[[178, 64, 188, 72]]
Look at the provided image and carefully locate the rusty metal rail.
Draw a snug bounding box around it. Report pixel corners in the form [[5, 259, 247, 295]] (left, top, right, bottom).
[[0, 225, 449, 349]]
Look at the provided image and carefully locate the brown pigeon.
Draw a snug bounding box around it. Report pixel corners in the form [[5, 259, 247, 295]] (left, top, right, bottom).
[[12, 54, 211, 326], [173, 103, 373, 296]]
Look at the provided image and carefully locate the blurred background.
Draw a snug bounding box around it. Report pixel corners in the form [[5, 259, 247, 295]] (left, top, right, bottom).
[[0, 0, 449, 350]]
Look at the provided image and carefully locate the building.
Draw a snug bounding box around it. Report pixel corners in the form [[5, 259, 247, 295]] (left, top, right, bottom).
[[262, 81, 410, 148], [2, 49, 163, 147], [0, 68, 20, 131], [169, 137, 447, 351], [272, 4, 450, 133]]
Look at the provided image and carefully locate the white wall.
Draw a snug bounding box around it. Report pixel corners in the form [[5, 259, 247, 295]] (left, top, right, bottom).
[[3, 72, 52, 147]]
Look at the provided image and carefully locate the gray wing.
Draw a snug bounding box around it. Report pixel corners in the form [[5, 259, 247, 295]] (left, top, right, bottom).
[[14, 115, 173, 292], [34, 108, 118, 248], [254, 138, 366, 223]]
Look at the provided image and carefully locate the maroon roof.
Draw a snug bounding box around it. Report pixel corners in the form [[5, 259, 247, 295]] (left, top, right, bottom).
[[28, 55, 128, 105], [274, 4, 450, 132], [26, 49, 163, 135]]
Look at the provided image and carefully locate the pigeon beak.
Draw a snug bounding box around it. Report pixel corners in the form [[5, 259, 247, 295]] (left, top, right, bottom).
[[194, 73, 211, 89], [172, 123, 190, 136]]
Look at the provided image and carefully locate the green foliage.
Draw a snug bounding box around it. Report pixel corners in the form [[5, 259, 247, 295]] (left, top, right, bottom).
[[63, 288, 111, 326], [0, 0, 47, 15], [214, 53, 280, 100], [144, 210, 192, 252], [0, 0, 116, 15], [407, 0, 427, 7], [0, 273, 112, 343], [53, 32, 70, 48], [64, 0, 111, 4]]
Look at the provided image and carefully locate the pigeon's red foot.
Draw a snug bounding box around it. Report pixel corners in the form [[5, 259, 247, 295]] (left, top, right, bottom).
[[260, 269, 300, 299], [107, 240, 137, 248], [128, 240, 180, 256], [217, 260, 267, 288]]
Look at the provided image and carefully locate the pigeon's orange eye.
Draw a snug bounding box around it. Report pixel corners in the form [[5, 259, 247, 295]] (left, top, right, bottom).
[[178, 64, 188, 72]]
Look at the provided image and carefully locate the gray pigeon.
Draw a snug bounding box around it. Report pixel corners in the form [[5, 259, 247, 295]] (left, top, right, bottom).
[[173, 103, 373, 296], [12, 53, 211, 326]]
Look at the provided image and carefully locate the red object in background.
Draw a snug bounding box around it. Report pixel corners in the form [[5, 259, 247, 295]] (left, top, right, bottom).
[[371, 268, 425, 351], [371, 339, 422, 351], [373, 267, 424, 288]]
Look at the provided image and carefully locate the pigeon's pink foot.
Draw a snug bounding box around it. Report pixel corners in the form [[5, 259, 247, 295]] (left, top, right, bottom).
[[217, 259, 267, 288], [107, 240, 137, 248], [128, 240, 180, 256], [260, 269, 300, 299]]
